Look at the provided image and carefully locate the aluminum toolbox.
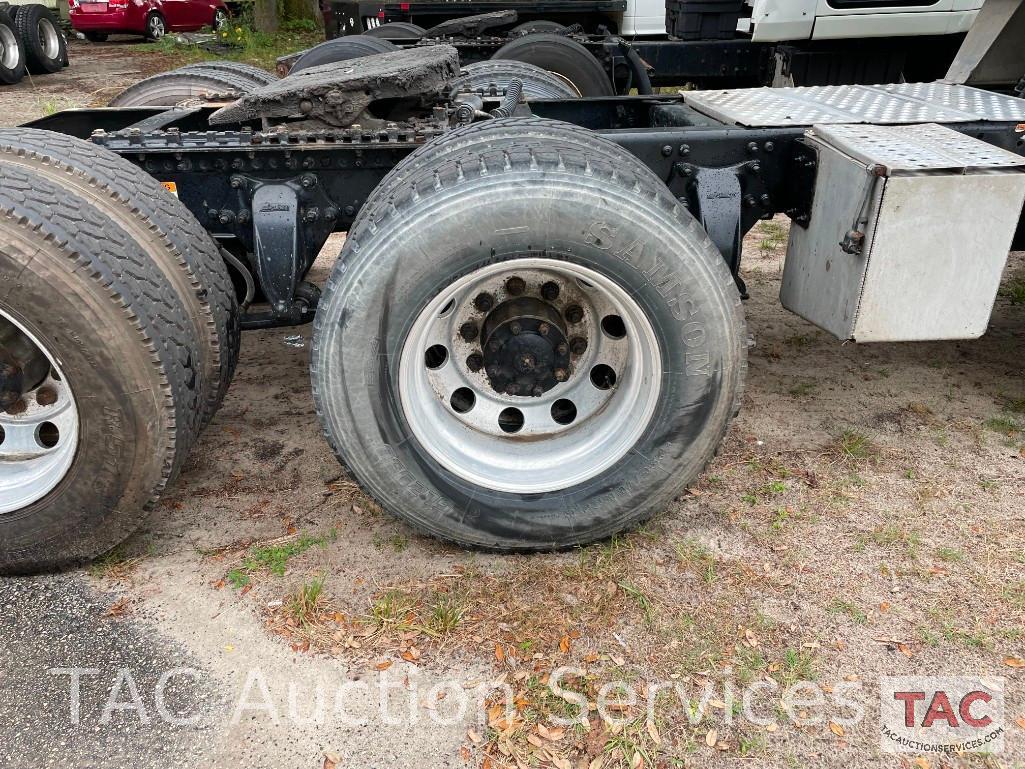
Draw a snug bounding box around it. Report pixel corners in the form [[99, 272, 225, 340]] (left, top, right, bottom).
[[780, 122, 1025, 342]]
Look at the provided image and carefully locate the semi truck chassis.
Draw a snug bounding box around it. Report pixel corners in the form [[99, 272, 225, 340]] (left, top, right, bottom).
[[1, 16, 1024, 570]]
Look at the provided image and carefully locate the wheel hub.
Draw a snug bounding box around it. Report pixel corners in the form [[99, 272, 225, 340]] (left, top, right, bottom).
[[398, 258, 662, 493], [481, 297, 569, 396]]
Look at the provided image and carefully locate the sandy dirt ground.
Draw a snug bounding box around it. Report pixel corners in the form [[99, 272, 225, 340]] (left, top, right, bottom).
[[0, 41, 1023, 769]]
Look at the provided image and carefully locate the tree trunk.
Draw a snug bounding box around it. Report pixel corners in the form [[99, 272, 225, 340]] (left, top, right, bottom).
[[253, 0, 279, 33]]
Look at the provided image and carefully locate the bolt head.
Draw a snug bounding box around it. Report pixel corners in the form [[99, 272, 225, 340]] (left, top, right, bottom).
[[538, 322, 550, 336], [510, 322, 522, 335], [459, 322, 479, 342], [540, 281, 560, 301], [554, 368, 568, 382], [36, 387, 58, 407], [569, 337, 588, 355], [5, 398, 26, 415], [556, 342, 568, 356], [506, 276, 526, 296], [565, 305, 584, 324], [473, 292, 494, 313]]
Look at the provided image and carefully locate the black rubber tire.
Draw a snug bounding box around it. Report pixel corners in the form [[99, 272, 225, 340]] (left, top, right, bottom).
[[492, 33, 613, 97], [363, 22, 425, 40], [451, 60, 580, 99], [312, 121, 746, 551], [0, 162, 204, 573], [289, 35, 397, 74], [0, 128, 241, 425], [144, 11, 165, 40], [108, 68, 257, 106], [14, 4, 64, 75], [84, 31, 108, 42], [177, 60, 278, 86], [510, 20, 565, 35], [0, 11, 26, 85]]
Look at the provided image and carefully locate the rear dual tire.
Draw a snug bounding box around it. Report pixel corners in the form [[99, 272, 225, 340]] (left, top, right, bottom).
[[312, 121, 745, 550], [16, 4, 65, 74], [0, 9, 26, 85], [0, 131, 239, 573]]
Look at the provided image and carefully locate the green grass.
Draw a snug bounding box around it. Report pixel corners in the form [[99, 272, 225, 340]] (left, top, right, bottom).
[[781, 648, 816, 685], [984, 415, 1022, 437], [426, 594, 465, 635], [285, 576, 325, 627], [229, 530, 336, 584], [139, 26, 323, 70], [834, 429, 878, 462], [828, 598, 867, 625], [935, 546, 964, 563], [1000, 271, 1025, 305]]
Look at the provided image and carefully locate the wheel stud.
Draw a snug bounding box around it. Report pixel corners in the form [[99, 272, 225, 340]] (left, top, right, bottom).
[[541, 281, 560, 301], [506, 276, 526, 296], [510, 321, 522, 335], [565, 305, 584, 324], [569, 337, 588, 355], [473, 292, 494, 312], [36, 387, 58, 407], [554, 368, 568, 382], [556, 342, 568, 356], [459, 322, 479, 342], [538, 322, 550, 336], [466, 353, 484, 372]]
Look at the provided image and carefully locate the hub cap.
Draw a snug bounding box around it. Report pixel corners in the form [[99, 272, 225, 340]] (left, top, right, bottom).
[[38, 19, 59, 60], [0, 25, 18, 70], [399, 259, 662, 494], [0, 311, 79, 513]]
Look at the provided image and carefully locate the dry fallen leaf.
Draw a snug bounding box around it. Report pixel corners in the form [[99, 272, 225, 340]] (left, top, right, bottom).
[[467, 729, 483, 745], [913, 757, 930, 769], [1003, 656, 1025, 668], [705, 729, 718, 747], [323, 753, 340, 769], [1015, 715, 1025, 731], [374, 659, 393, 671], [647, 720, 661, 745], [559, 635, 571, 653], [829, 722, 845, 737], [495, 644, 505, 663], [879, 601, 890, 612]]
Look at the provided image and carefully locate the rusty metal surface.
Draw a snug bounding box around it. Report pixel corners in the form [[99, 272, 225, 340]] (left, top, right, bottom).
[[423, 11, 517, 38], [209, 45, 460, 128]]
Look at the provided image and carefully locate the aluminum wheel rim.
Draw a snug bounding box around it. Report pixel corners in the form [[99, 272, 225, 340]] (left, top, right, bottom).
[[149, 15, 164, 37], [0, 311, 79, 514], [214, 10, 227, 29], [398, 258, 662, 494], [38, 18, 59, 60], [0, 26, 18, 70]]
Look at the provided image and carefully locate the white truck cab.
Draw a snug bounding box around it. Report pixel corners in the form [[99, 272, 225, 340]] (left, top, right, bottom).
[[621, 0, 982, 40]]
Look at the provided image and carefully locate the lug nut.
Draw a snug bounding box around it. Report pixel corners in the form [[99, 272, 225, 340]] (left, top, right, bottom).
[[541, 281, 560, 301], [473, 292, 494, 312], [554, 368, 568, 382], [459, 322, 479, 342], [556, 342, 569, 356], [36, 387, 58, 407], [466, 353, 483, 372], [510, 322, 522, 335], [6, 398, 26, 415], [565, 305, 584, 324], [506, 276, 526, 296], [569, 337, 588, 355]]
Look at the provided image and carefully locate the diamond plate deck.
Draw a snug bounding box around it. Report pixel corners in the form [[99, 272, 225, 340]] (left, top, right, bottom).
[[810, 123, 1025, 173], [682, 82, 1025, 127]]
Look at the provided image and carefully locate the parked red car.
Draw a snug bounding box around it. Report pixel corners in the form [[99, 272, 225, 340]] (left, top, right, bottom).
[[69, 0, 230, 41]]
